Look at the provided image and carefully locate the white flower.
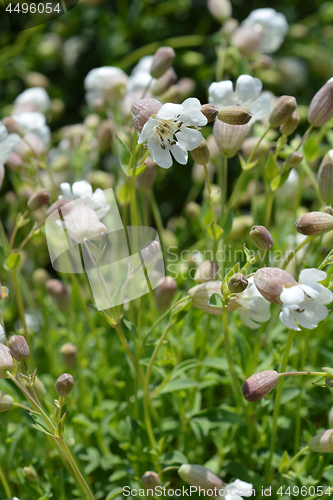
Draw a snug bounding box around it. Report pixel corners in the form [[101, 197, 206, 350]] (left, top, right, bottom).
[[84, 66, 128, 108], [64, 204, 107, 244], [242, 8, 288, 53], [223, 479, 254, 499], [208, 75, 272, 124], [233, 276, 271, 329], [13, 87, 51, 114], [0, 326, 5, 344], [127, 56, 154, 94], [279, 268, 333, 331], [0, 122, 21, 164], [12, 112, 51, 146], [138, 98, 207, 169], [59, 180, 110, 220]]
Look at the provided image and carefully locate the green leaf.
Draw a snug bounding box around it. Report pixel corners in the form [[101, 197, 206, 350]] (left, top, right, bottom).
[[55, 411, 67, 438], [128, 162, 147, 178], [5, 252, 21, 271], [270, 171, 290, 192], [279, 450, 291, 473], [208, 293, 223, 307], [117, 136, 132, 175], [159, 450, 188, 465], [322, 367, 333, 377], [29, 413, 54, 436], [280, 387, 301, 404], [159, 378, 198, 394], [0, 246, 7, 267], [304, 134, 319, 164], [115, 179, 131, 206], [265, 151, 280, 183], [207, 221, 224, 241], [169, 297, 193, 325], [223, 208, 233, 238]]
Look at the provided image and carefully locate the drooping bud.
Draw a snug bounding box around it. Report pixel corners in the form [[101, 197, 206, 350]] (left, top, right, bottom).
[[269, 96, 297, 128], [46, 279, 71, 313], [309, 429, 333, 453], [228, 273, 248, 293], [65, 205, 107, 243], [218, 105, 252, 125], [189, 281, 223, 315], [142, 471, 162, 496], [96, 120, 114, 154], [318, 150, 333, 203], [323, 206, 333, 215], [150, 47, 176, 79], [250, 225, 274, 251], [0, 344, 14, 378], [213, 120, 250, 158], [60, 343, 77, 369], [151, 69, 177, 96], [136, 158, 156, 190], [23, 466, 37, 482], [32, 268, 49, 286], [84, 113, 101, 130], [55, 373, 74, 397], [295, 211, 333, 236], [131, 99, 162, 134], [2, 117, 25, 136], [8, 335, 30, 362], [254, 268, 297, 304], [308, 78, 333, 127], [46, 198, 71, 217], [231, 26, 262, 56], [185, 201, 201, 219], [280, 111, 300, 135], [178, 464, 225, 492], [154, 277, 177, 310], [0, 392, 14, 412], [201, 104, 218, 123], [207, 0, 232, 22], [194, 260, 219, 284], [27, 188, 50, 211], [242, 370, 279, 402], [285, 151, 303, 167], [191, 139, 210, 166]]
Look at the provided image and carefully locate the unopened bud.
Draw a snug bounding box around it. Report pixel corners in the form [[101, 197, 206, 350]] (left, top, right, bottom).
[[242, 370, 279, 402], [2, 117, 25, 136], [189, 281, 222, 315], [84, 113, 101, 130], [136, 158, 156, 190], [60, 343, 77, 369], [308, 78, 333, 127], [218, 105, 252, 125], [241, 137, 270, 159], [185, 201, 201, 219], [231, 26, 261, 56], [46, 279, 71, 313], [55, 373, 74, 397], [191, 139, 210, 165], [0, 344, 14, 378], [323, 206, 333, 215], [318, 150, 333, 203], [286, 151, 303, 166], [178, 464, 225, 492], [0, 392, 14, 412], [32, 268, 50, 286], [27, 188, 50, 211], [194, 260, 219, 284], [142, 471, 161, 495], [151, 68, 177, 96], [201, 104, 218, 123], [131, 99, 162, 134], [213, 120, 249, 158], [296, 211, 333, 235], [150, 47, 176, 79], [154, 277, 177, 310], [309, 429, 333, 453], [269, 96, 297, 128], [8, 335, 30, 362], [329, 407, 333, 428], [97, 120, 113, 153], [250, 225, 274, 251], [207, 0, 232, 22], [23, 466, 37, 482], [46, 198, 71, 217], [326, 377, 333, 387], [280, 111, 300, 135], [228, 273, 248, 293], [254, 268, 297, 304]]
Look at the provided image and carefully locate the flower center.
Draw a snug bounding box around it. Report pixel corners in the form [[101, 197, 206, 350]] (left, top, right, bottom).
[[155, 115, 183, 150]]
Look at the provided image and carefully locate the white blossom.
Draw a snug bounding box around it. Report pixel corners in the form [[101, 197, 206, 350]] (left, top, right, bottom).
[[223, 479, 254, 499], [0, 326, 5, 344], [0, 122, 21, 164], [12, 112, 51, 147], [208, 75, 272, 124], [279, 268, 333, 331], [233, 277, 271, 329], [13, 87, 51, 114], [127, 56, 154, 94], [64, 204, 107, 244], [138, 98, 207, 169], [84, 66, 128, 108], [242, 8, 288, 53], [59, 180, 110, 220]]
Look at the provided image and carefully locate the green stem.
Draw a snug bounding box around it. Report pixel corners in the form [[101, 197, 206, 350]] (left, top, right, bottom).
[[222, 170, 246, 227], [215, 36, 227, 81], [149, 189, 165, 256], [264, 329, 295, 483], [264, 191, 275, 228], [58, 438, 95, 500], [295, 125, 314, 152], [280, 235, 315, 270], [301, 158, 321, 200], [220, 155, 228, 224], [247, 126, 272, 165], [0, 465, 12, 498], [287, 445, 309, 471]]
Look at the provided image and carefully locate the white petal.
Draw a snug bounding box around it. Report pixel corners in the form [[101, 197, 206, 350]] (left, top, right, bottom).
[[279, 307, 301, 331], [95, 204, 111, 220], [0, 122, 8, 142], [157, 103, 182, 120], [239, 309, 260, 329], [72, 180, 93, 199], [0, 134, 21, 163], [280, 285, 305, 305], [169, 142, 188, 165], [249, 92, 272, 121], [148, 137, 172, 168], [234, 75, 262, 104], [316, 285, 333, 305], [138, 118, 157, 143], [176, 127, 203, 151], [0, 325, 5, 344], [90, 188, 108, 209], [180, 98, 208, 126], [298, 268, 327, 284], [60, 182, 72, 199], [295, 299, 329, 329], [208, 81, 234, 107]]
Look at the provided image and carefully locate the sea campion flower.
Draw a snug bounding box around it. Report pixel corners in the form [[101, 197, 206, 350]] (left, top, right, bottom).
[[138, 98, 207, 169], [59, 180, 110, 219], [0, 325, 5, 344], [231, 277, 271, 329], [65, 204, 107, 244], [84, 66, 128, 109], [208, 75, 272, 124], [13, 87, 51, 114], [279, 268, 333, 331], [0, 122, 21, 164], [12, 112, 51, 146], [127, 56, 154, 94], [241, 8, 288, 53]]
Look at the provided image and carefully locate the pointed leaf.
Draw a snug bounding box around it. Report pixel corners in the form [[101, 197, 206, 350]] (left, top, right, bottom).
[[117, 136, 132, 175], [265, 151, 280, 183]]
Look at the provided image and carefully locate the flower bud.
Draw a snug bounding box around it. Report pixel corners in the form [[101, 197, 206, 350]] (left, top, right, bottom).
[[65, 205, 107, 243], [189, 281, 222, 315], [2, 117, 25, 136], [0, 391, 14, 412], [27, 188, 50, 211], [151, 69, 177, 96], [185, 201, 201, 219], [323, 206, 333, 215], [280, 111, 300, 135], [213, 120, 250, 158], [242, 370, 279, 402], [154, 277, 177, 310], [207, 0, 232, 22], [308, 78, 333, 127], [250, 225, 274, 251], [131, 99, 162, 134], [318, 150, 333, 203], [201, 104, 218, 123], [136, 158, 156, 190], [178, 464, 225, 493], [140, 240, 161, 267], [46, 198, 71, 217], [96, 120, 114, 154], [25, 71, 50, 89], [241, 137, 270, 159], [142, 471, 161, 495], [295, 211, 333, 236], [84, 113, 101, 130], [150, 47, 176, 79], [309, 429, 333, 453], [60, 343, 77, 369], [8, 335, 30, 362], [228, 273, 248, 293], [46, 279, 71, 313], [23, 466, 37, 482], [0, 344, 14, 378], [191, 139, 210, 166], [328, 407, 333, 428], [254, 268, 297, 304], [285, 151, 303, 166], [32, 268, 49, 286], [55, 373, 74, 397], [194, 260, 219, 284], [326, 377, 333, 387], [218, 106, 252, 125], [269, 96, 297, 128], [231, 26, 262, 56]]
